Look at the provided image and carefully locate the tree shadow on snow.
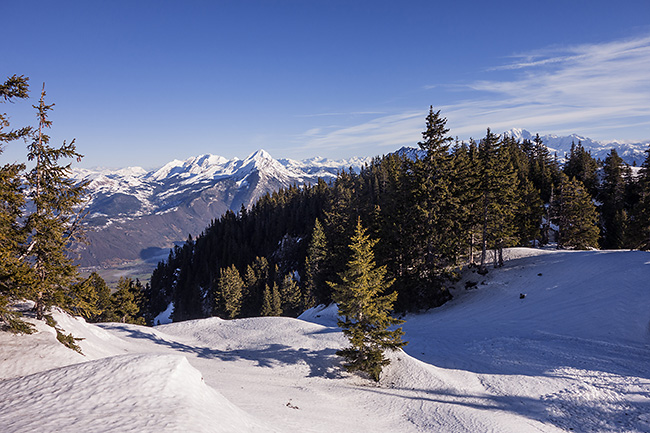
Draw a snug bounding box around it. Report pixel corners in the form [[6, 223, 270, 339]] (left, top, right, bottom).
[[99, 323, 345, 379], [359, 384, 650, 432]]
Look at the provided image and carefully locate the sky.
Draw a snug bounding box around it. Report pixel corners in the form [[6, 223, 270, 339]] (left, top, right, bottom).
[[2, 0, 650, 169]]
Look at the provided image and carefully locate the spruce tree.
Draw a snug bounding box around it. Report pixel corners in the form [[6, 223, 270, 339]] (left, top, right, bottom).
[[329, 218, 406, 382], [303, 218, 328, 308], [556, 176, 600, 249], [260, 283, 282, 316], [414, 106, 456, 273], [600, 149, 627, 249], [630, 146, 650, 250], [108, 277, 144, 324], [279, 273, 301, 316], [0, 75, 32, 331], [477, 130, 519, 273], [22, 85, 89, 320], [216, 265, 244, 319]]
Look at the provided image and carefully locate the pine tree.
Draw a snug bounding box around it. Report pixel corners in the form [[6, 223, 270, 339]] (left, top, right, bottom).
[[107, 277, 143, 324], [67, 273, 104, 320], [329, 218, 406, 382], [556, 176, 600, 249], [216, 265, 244, 319], [477, 130, 519, 273], [279, 273, 301, 316], [630, 146, 650, 250], [22, 85, 88, 320], [260, 283, 282, 316], [414, 106, 456, 273], [303, 218, 328, 308], [0, 75, 32, 331], [600, 149, 627, 249]]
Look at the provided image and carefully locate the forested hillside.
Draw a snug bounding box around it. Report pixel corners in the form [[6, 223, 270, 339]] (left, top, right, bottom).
[[146, 107, 650, 324]]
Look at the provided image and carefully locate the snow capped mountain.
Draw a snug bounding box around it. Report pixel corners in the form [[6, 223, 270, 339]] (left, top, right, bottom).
[[503, 128, 649, 165], [73, 150, 371, 271]]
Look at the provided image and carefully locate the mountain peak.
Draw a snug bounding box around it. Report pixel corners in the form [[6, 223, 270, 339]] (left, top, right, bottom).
[[244, 149, 273, 162]]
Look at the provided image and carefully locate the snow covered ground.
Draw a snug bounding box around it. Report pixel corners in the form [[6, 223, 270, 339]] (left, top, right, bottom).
[[1, 247, 649, 432]]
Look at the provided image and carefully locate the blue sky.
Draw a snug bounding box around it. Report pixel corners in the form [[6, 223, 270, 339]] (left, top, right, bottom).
[[3, 0, 650, 168]]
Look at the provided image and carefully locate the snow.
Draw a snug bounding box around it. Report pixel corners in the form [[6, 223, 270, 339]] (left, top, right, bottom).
[[2, 248, 650, 432], [154, 302, 174, 325], [503, 128, 649, 164]]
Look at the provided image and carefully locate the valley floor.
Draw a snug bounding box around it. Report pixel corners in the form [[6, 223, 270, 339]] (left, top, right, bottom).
[[1, 248, 649, 432]]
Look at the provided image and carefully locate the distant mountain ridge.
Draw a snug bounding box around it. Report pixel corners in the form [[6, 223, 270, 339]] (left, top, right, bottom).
[[503, 128, 649, 165], [76, 130, 648, 276], [74, 150, 372, 270]]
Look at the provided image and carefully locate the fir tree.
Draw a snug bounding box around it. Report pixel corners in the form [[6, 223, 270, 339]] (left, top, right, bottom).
[[303, 218, 328, 308], [260, 283, 282, 316], [630, 146, 650, 250], [414, 106, 456, 273], [216, 265, 244, 319], [556, 176, 600, 249], [279, 273, 301, 316], [329, 218, 406, 382], [108, 277, 144, 324], [22, 85, 89, 320], [0, 75, 32, 331], [477, 130, 519, 273], [67, 272, 104, 320], [599, 149, 627, 249]]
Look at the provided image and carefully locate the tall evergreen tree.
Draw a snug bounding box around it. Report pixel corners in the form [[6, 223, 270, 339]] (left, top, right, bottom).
[[22, 85, 88, 320], [303, 218, 328, 308], [329, 218, 406, 382], [414, 106, 456, 273], [477, 130, 519, 273], [599, 149, 628, 249], [215, 265, 244, 319], [629, 146, 650, 250], [0, 75, 32, 331], [556, 176, 600, 249], [67, 272, 109, 321], [279, 273, 301, 316], [260, 283, 282, 316]]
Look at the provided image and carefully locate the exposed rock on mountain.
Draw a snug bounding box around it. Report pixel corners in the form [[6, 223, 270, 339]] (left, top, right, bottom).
[[75, 150, 371, 270]]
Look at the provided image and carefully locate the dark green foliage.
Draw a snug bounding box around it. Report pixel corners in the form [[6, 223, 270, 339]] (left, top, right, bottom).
[[564, 141, 599, 198], [556, 176, 600, 249], [329, 218, 406, 381], [629, 146, 650, 250], [260, 283, 282, 316], [67, 272, 111, 321], [279, 273, 301, 316], [0, 75, 31, 331], [303, 218, 328, 308], [105, 277, 146, 324], [0, 76, 89, 330], [45, 314, 83, 353], [144, 106, 650, 324], [23, 86, 89, 320], [215, 265, 244, 319], [477, 129, 519, 273], [599, 150, 629, 249]]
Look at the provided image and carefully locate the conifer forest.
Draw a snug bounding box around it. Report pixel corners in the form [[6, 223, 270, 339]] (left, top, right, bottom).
[[146, 107, 650, 324], [3, 75, 650, 333]]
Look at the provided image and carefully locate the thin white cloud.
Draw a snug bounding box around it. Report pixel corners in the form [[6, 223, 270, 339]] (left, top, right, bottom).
[[299, 33, 650, 153]]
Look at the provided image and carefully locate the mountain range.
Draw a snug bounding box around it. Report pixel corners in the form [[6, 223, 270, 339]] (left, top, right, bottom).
[[74, 130, 649, 281], [74, 150, 373, 276]]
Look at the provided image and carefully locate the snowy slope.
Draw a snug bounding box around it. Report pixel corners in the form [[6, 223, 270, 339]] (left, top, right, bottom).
[[2, 248, 649, 432]]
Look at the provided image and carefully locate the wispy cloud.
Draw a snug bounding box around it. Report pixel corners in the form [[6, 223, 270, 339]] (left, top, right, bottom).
[[298, 33, 650, 154]]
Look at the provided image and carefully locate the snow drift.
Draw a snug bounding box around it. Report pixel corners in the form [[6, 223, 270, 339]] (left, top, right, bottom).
[[1, 248, 649, 432]]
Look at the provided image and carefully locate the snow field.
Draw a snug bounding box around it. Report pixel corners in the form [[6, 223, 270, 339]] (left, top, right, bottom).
[[1, 248, 649, 432]]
